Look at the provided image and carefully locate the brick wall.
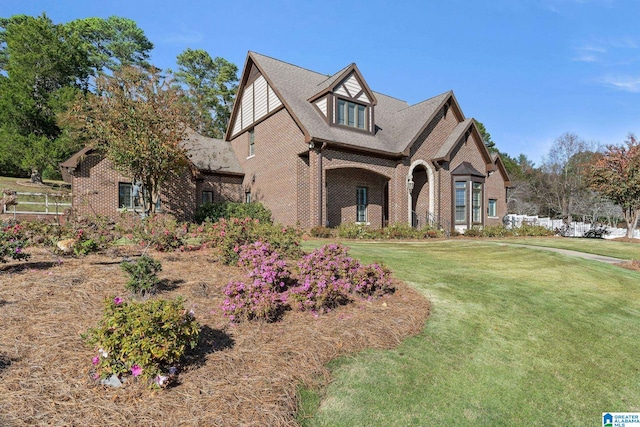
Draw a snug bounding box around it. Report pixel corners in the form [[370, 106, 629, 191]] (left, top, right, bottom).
[[485, 167, 508, 225], [407, 106, 498, 231], [71, 155, 242, 222], [321, 149, 396, 227], [325, 168, 386, 228], [407, 106, 478, 229], [71, 153, 130, 218], [229, 108, 306, 226]]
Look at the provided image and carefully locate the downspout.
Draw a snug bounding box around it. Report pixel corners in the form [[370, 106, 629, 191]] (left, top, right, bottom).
[[317, 142, 327, 227], [438, 166, 442, 225]]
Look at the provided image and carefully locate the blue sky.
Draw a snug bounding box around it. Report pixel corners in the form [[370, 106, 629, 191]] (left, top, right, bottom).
[[4, 0, 638, 165]]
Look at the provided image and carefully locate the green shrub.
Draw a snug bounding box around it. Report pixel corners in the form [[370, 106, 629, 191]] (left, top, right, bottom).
[[463, 227, 483, 237], [380, 223, 416, 239], [17, 220, 64, 246], [380, 223, 444, 239], [309, 226, 333, 238], [0, 223, 30, 263], [209, 218, 303, 265], [131, 215, 189, 252], [120, 255, 163, 295], [462, 224, 554, 238], [480, 225, 513, 237], [336, 223, 376, 239], [336, 222, 444, 240], [16, 215, 116, 252], [84, 297, 200, 387], [194, 202, 272, 224], [422, 228, 444, 238], [515, 223, 555, 237]]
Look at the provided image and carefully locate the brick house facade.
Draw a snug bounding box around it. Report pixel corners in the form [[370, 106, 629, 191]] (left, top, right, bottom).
[[61, 52, 511, 231], [226, 52, 511, 232], [60, 132, 244, 221]]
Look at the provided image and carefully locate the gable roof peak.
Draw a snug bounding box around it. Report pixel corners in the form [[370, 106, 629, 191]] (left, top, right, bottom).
[[249, 51, 328, 80], [314, 63, 353, 89], [397, 90, 452, 113], [308, 62, 377, 105]]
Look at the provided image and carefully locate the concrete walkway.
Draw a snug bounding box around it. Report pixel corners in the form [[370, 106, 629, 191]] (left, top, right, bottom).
[[496, 243, 625, 264]]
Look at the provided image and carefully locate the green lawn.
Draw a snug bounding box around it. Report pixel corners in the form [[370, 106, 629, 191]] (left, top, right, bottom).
[[0, 176, 71, 214], [492, 236, 639, 260], [299, 239, 640, 426], [0, 176, 69, 193]]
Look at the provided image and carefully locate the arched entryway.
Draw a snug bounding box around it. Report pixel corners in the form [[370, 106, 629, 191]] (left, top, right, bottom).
[[407, 160, 435, 227], [325, 167, 390, 228]]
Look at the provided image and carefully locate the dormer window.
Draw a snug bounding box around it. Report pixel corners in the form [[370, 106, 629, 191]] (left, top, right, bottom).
[[310, 68, 376, 134], [336, 99, 367, 130]]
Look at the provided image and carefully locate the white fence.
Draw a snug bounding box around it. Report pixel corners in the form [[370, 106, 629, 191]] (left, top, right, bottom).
[[503, 214, 640, 239], [2, 191, 72, 216]]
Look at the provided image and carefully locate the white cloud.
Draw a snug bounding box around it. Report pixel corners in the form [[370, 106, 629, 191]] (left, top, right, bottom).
[[599, 75, 640, 92], [573, 54, 598, 62], [572, 43, 606, 62], [571, 37, 639, 63], [579, 44, 607, 53]]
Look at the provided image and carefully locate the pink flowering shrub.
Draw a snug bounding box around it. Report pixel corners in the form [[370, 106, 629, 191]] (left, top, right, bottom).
[[222, 243, 395, 321], [288, 244, 361, 312], [132, 215, 195, 252], [83, 296, 200, 387], [350, 262, 395, 298], [0, 223, 30, 263], [221, 242, 291, 322]]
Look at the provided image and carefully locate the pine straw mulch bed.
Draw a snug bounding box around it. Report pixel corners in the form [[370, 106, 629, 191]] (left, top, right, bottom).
[[0, 246, 430, 426]]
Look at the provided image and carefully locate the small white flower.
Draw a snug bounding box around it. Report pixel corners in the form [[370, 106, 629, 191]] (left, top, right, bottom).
[[155, 375, 168, 386]]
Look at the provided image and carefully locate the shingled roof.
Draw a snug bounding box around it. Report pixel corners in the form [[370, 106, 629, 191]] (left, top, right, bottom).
[[59, 131, 242, 182], [181, 131, 243, 175], [246, 52, 457, 155]]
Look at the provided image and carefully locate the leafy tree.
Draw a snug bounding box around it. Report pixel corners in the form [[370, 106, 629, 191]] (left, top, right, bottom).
[[0, 14, 153, 178], [65, 16, 153, 77], [0, 14, 88, 178], [588, 134, 640, 238], [173, 49, 238, 138], [539, 132, 595, 222], [474, 120, 496, 151], [66, 65, 192, 214]]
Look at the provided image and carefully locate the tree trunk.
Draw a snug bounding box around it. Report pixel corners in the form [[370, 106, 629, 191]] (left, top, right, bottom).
[[625, 208, 640, 239]]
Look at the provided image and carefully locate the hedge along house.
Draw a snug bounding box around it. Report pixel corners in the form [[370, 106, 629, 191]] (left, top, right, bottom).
[[226, 52, 511, 232], [60, 131, 244, 221]]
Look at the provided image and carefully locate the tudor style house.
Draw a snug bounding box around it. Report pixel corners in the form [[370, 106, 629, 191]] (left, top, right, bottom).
[[225, 52, 510, 232], [61, 52, 511, 231]]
